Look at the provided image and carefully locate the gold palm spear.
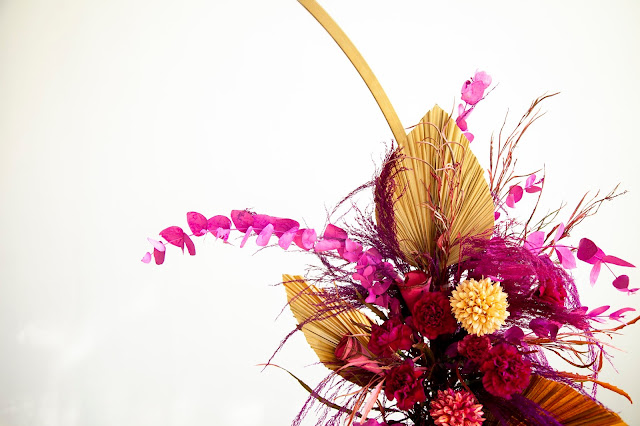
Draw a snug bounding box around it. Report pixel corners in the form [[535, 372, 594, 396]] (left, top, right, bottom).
[[285, 1, 627, 424]]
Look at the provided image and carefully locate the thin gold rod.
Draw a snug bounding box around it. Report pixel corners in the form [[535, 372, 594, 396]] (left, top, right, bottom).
[[297, 0, 407, 145]]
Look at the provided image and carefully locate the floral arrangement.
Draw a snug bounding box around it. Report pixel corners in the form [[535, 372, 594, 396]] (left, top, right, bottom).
[[141, 1, 636, 425]]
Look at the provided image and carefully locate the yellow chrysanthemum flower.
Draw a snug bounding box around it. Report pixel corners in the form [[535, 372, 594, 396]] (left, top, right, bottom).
[[450, 278, 509, 336]]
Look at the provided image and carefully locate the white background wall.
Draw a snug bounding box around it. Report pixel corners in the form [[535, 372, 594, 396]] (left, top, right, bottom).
[[1, 0, 639, 424]]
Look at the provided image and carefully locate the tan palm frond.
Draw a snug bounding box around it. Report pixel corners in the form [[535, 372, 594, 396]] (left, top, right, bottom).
[[516, 375, 627, 425], [282, 274, 373, 371], [390, 106, 494, 267]]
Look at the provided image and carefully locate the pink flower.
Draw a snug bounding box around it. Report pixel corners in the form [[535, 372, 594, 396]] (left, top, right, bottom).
[[457, 335, 492, 365], [429, 388, 485, 426], [412, 291, 458, 339], [480, 343, 531, 398], [368, 317, 414, 357], [352, 248, 395, 305], [461, 71, 492, 105], [384, 360, 426, 410]]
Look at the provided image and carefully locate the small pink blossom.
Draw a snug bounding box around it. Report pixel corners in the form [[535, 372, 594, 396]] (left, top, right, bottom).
[[461, 71, 492, 105]]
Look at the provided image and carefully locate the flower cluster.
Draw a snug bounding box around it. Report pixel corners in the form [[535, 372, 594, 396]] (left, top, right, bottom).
[[143, 54, 637, 426]]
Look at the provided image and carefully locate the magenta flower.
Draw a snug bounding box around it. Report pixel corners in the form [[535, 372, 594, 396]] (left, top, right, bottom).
[[352, 248, 395, 305], [480, 343, 531, 398], [412, 291, 458, 340], [384, 360, 426, 410], [457, 334, 492, 365], [429, 388, 485, 426], [368, 317, 414, 357], [461, 71, 492, 105]]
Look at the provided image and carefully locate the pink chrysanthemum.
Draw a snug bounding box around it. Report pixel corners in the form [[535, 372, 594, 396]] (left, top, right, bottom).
[[429, 389, 485, 426]]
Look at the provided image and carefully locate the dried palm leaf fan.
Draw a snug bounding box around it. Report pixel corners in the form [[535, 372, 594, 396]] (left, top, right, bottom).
[[289, 1, 627, 424], [516, 375, 626, 426], [282, 274, 373, 384], [298, 0, 494, 270]]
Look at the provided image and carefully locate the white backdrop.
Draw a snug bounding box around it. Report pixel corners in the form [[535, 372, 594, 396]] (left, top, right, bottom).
[[1, 0, 639, 424]]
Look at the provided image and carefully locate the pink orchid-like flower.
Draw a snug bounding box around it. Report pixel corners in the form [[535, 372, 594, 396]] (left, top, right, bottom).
[[461, 71, 492, 105]]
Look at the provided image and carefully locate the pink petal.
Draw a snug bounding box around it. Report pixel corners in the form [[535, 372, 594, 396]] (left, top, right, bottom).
[[587, 305, 610, 317], [577, 238, 599, 262], [524, 231, 545, 255], [504, 326, 525, 344], [602, 255, 635, 268], [252, 214, 275, 234], [274, 218, 299, 238], [612, 275, 631, 291], [461, 80, 486, 105], [208, 215, 232, 241], [183, 233, 196, 256], [530, 318, 559, 340], [240, 226, 254, 248], [278, 230, 297, 250], [153, 248, 165, 265], [293, 228, 317, 251], [590, 261, 602, 286], [301, 229, 317, 249], [457, 117, 468, 131], [555, 245, 576, 269], [505, 194, 515, 208], [314, 239, 342, 252], [230, 210, 254, 233], [147, 237, 166, 252], [474, 70, 492, 87], [141, 252, 152, 263], [208, 215, 231, 230], [509, 185, 524, 203], [525, 174, 536, 188], [323, 224, 348, 241], [609, 307, 636, 321], [256, 223, 274, 246], [160, 226, 185, 249], [494, 211, 501, 220], [345, 238, 362, 253], [187, 212, 208, 236], [554, 223, 565, 243], [216, 228, 230, 241], [463, 131, 474, 142]]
